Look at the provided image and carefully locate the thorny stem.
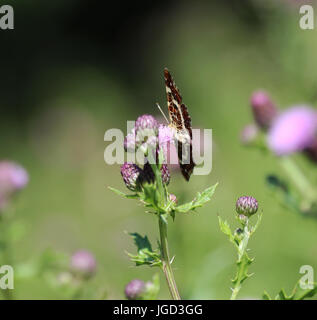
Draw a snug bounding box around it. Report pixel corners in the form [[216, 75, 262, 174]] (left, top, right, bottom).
[[279, 157, 317, 210], [230, 221, 251, 300], [158, 215, 181, 300]]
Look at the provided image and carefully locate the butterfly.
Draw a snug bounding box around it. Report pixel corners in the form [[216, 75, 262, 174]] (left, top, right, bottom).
[[162, 68, 195, 181]]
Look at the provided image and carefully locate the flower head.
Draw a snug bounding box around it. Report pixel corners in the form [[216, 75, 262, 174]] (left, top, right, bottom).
[[267, 106, 317, 156], [250, 90, 278, 130], [120, 162, 143, 192], [158, 124, 175, 159], [135, 114, 158, 133], [70, 250, 96, 277], [0, 161, 29, 210], [236, 196, 258, 217], [124, 279, 145, 300], [132, 115, 159, 155]]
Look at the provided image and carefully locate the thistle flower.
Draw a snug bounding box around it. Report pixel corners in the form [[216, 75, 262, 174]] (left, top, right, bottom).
[[124, 279, 145, 300], [267, 106, 317, 156], [250, 90, 278, 130], [135, 115, 158, 151], [70, 250, 96, 277], [158, 124, 175, 160], [135, 114, 158, 134], [236, 196, 258, 217], [143, 162, 170, 185], [240, 124, 259, 145], [120, 162, 143, 191], [0, 161, 29, 210]]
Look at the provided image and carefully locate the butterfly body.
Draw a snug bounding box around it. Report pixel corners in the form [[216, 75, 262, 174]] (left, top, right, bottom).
[[163, 68, 195, 181]]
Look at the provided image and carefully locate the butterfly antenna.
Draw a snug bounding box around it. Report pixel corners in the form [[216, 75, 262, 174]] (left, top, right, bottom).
[[156, 103, 169, 124]]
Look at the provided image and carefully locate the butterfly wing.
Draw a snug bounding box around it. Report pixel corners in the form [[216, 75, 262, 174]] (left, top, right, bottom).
[[164, 68, 195, 181]]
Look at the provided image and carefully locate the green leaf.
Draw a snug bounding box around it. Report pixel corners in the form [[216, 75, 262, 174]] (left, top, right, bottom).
[[264, 280, 317, 300], [140, 183, 162, 211], [127, 233, 162, 267], [175, 183, 218, 213], [130, 233, 153, 252], [262, 291, 272, 300], [108, 187, 138, 199]]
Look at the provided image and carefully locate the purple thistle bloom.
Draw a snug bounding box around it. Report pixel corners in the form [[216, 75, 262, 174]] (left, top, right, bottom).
[[124, 279, 145, 300], [135, 114, 158, 133], [158, 124, 175, 160], [236, 196, 258, 217], [240, 124, 259, 145], [71, 250, 96, 276], [120, 162, 143, 191], [134, 115, 159, 154], [143, 162, 170, 185], [0, 161, 29, 210], [267, 106, 317, 156], [250, 90, 278, 130]]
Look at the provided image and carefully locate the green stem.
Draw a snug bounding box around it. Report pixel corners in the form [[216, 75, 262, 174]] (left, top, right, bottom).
[[230, 222, 251, 300], [279, 157, 317, 209], [0, 213, 13, 300], [158, 215, 181, 300]]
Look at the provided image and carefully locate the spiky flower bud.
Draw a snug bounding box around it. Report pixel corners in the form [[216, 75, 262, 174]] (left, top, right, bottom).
[[120, 162, 143, 191], [236, 196, 258, 217], [143, 162, 170, 185], [124, 279, 145, 300], [250, 90, 277, 130]]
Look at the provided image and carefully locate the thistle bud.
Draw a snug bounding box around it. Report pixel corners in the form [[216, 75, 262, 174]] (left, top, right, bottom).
[[124, 279, 145, 300], [236, 196, 258, 217], [250, 91, 277, 130], [120, 162, 143, 192]]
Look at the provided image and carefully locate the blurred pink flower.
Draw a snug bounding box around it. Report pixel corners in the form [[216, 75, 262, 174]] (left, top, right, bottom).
[[250, 90, 278, 130], [267, 106, 317, 156], [0, 161, 28, 210], [71, 250, 96, 276], [240, 124, 259, 145]]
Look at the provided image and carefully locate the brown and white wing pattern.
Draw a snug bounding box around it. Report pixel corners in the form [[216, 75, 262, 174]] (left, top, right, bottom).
[[164, 68, 195, 181]]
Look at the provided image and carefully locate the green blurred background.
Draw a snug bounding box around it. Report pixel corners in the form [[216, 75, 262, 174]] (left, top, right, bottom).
[[1, 0, 317, 299]]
